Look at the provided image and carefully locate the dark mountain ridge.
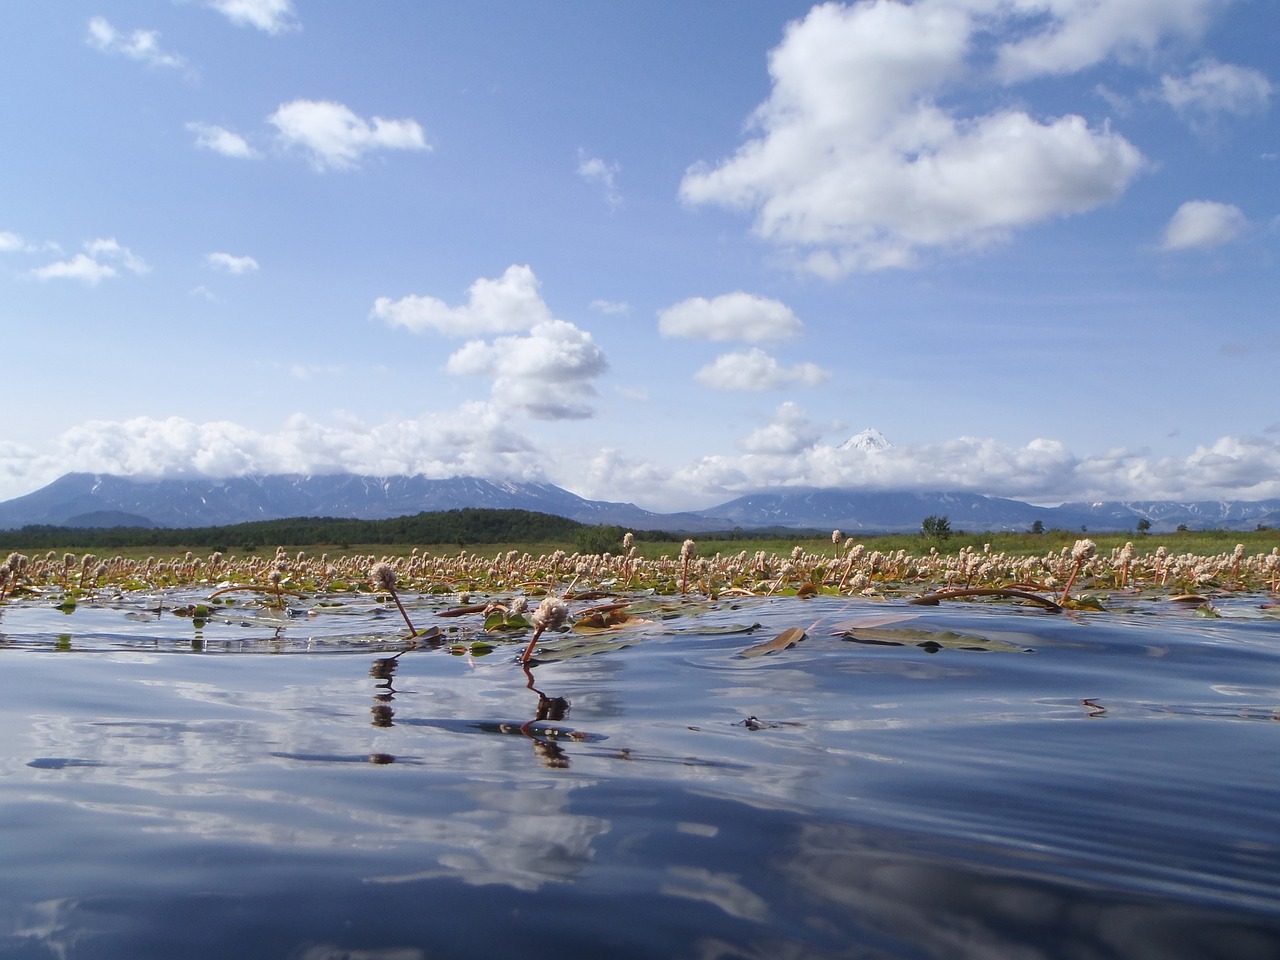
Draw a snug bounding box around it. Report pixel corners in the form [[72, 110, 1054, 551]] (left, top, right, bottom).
[[2, 473, 1278, 534]]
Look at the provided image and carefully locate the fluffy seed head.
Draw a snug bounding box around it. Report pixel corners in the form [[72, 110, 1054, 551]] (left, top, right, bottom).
[[370, 561, 398, 593], [531, 596, 569, 632], [1071, 539, 1097, 562]]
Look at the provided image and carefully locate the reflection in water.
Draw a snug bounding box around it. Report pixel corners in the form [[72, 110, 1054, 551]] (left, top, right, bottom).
[[771, 818, 1280, 960], [3, 595, 1280, 958], [522, 664, 573, 768]]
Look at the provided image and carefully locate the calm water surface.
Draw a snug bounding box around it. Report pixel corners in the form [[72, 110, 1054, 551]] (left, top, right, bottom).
[[1, 589, 1279, 958]]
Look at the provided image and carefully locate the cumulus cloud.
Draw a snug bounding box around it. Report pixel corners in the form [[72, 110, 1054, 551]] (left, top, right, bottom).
[[655, 430, 1280, 511], [30, 238, 148, 285], [374, 266, 609, 420], [1160, 200, 1247, 250], [446, 320, 608, 420], [86, 16, 185, 68], [0, 410, 540, 495], [187, 122, 260, 159], [658, 292, 802, 342], [577, 150, 622, 209], [739, 402, 823, 455], [694, 348, 829, 392], [1161, 60, 1273, 129], [30, 254, 116, 286], [268, 99, 429, 171], [206, 251, 260, 274], [207, 0, 297, 34], [373, 265, 553, 337], [680, 0, 1148, 276], [8, 414, 1280, 512]]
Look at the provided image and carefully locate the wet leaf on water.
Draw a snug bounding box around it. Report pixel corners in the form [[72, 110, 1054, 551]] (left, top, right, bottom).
[[484, 611, 530, 632], [739, 626, 806, 658], [573, 607, 648, 633], [828, 612, 922, 633], [839, 627, 1032, 653]]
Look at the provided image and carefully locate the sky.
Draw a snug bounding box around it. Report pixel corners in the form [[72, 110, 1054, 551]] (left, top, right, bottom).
[[0, 0, 1276, 512]]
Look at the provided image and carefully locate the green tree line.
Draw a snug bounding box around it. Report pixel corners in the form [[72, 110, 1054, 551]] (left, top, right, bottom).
[[0, 509, 588, 552]]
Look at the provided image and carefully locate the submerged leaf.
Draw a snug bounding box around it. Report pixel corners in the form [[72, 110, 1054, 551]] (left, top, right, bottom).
[[839, 626, 1032, 654], [740, 626, 806, 658]]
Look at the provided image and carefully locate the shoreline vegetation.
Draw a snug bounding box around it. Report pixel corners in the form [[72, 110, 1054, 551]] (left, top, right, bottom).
[[0, 506, 1277, 558], [2, 508, 1278, 618]]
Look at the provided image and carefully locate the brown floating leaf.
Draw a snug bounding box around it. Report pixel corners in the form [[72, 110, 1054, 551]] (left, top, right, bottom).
[[739, 625, 806, 658], [909, 587, 1062, 611]]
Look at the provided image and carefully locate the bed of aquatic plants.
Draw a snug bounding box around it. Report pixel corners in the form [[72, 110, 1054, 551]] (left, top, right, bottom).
[[3, 532, 1278, 660]]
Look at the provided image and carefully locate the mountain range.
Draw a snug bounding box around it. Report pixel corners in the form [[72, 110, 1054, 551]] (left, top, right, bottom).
[[2, 471, 1279, 534]]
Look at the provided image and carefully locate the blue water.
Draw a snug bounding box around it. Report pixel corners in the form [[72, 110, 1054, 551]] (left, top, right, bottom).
[[2, 589, 1279, 958]]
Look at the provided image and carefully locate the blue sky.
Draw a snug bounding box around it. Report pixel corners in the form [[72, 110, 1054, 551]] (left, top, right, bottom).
[[1, 0, 1276, 511]]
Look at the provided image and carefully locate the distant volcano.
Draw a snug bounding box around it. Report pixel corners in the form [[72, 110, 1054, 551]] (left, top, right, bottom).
[[837, 427, 893, 452]]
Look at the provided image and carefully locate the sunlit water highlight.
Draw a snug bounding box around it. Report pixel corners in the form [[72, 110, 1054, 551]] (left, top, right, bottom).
[[2, 588, 1279, 958]]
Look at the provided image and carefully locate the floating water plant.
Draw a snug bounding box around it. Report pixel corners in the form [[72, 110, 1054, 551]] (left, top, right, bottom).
[[1059, 538, 1096, 604], [521, 595, 570, 662], [370, 561, 418, 636]]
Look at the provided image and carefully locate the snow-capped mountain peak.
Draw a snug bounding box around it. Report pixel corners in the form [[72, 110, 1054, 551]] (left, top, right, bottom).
[[838, 428, 893, 452]]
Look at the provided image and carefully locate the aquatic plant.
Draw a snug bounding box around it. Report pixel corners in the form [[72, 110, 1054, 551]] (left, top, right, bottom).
[[370, 560, 418, 636], [521, 595, 570, 662], [1060, 538, 1096, 603]]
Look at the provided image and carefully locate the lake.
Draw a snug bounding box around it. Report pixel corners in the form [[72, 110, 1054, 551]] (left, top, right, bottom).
[[2, 587, 1279, 958]]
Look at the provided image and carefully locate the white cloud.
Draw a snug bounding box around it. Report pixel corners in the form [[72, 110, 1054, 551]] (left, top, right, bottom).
[[739, 402, 823, 455], [86, 16, 185, 69], [268, 99, 429, 171], [590, 299, 630, 315], [207, 0, 297, 34], [85, 238, 149, 275], [694, 348, 829, 392], [1160, 200, 1247, 250], [1161, 60, 1273, 127], [1, 411, 540, 494], [30, 253, 116, 286], [658, 292, 802, 342], [187, 122, 260, 159], [658, 431, 1280, 510], [373, 264, 553, 337], [375, 266, 608, 420], [206, 251, 260, 274], [995, 0, 1220, 82], [29, 238, 147, 285], [8, 415, 1280, 512], [446, 320, 609, 420], [680, 1, 1147, 276], [0, 231, 55, 254], [577, 150, 622, 209]]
